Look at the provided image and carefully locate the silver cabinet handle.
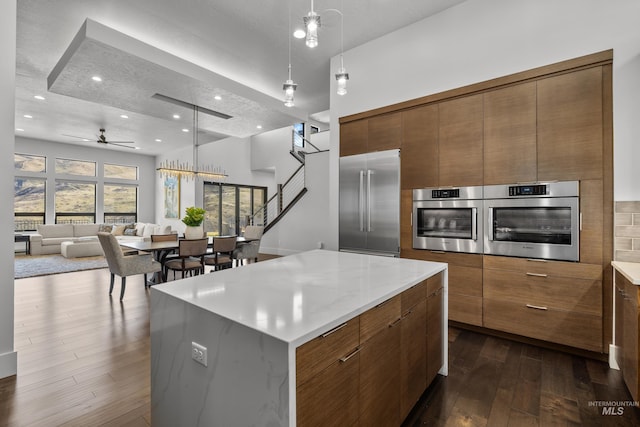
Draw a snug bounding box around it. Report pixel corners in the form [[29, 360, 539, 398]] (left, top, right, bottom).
[[321, 322, 348, 338], [526, 258, 547, 263], [388, 317, 402, 328], [366, 170, 372, 232], [359, 170, 365, 232], [526, 304, 548, 311], [526, 272, 548, 278], [339, 347, 360, 363]]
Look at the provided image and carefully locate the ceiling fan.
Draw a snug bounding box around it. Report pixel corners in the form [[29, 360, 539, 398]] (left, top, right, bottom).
[[65, 128, 137, 149]]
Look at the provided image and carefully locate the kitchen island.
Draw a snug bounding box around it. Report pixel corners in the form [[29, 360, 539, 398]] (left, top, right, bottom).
[[150, 249, 448, 426]]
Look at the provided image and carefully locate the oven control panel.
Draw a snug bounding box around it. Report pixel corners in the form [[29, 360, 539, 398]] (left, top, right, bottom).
[[508, 184, 548, 197], [432, 189, 460, 198]]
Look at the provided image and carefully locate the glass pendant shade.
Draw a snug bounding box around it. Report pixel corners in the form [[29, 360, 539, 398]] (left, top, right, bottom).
[[283, 79, 297, 107], [304, 12, 320, 48], [335, 67, 349, 96]]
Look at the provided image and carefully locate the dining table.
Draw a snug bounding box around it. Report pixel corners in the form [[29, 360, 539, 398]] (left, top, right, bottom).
[[119, 236, 257, 283]]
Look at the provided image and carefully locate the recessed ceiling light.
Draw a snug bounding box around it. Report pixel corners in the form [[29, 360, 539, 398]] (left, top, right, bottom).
[[134, 147, 141, 150], [82, 139, 90, 142], [182, 128, 189, 133], [92, 76, 102, 82], [120, 114, 129, 119], [155, 138, 162, 142], [173, 114, 180, 119], [256, 125, 263, 129], [34, 95, 45, 100], [214, 95, 222, 101], [23, 114, 33, 119], [293, 29, 306, 39], [16, 128, 24, 132]]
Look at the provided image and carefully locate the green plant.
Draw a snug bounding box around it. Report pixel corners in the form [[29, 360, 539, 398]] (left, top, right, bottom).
[[182, 206, 206, 227]]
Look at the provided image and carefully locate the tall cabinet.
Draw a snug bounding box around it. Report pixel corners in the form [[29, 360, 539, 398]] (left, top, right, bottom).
[[340, 50, 613, 354]]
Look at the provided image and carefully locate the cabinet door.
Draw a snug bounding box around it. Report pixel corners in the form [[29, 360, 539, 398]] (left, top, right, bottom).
[[400, 300, 427, 420], [401, 105, 439, 189], [427, 287, 444, 384], [483, 82, 537, 185], [622, 280, 639, 402], [368, 112, 402, 153], [340, 119, 368, 157], [297, 349, 360, 427], [537, 66, 603, 181], [360, 319, 401, 426], [438, 94, 484, 186]]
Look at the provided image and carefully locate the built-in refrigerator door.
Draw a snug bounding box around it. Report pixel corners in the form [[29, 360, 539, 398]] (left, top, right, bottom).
[[365, 149, 400, 255], [339, 153, 368, 252]]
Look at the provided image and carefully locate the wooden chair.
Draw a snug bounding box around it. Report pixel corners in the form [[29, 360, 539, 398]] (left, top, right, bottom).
[[205, 236, 237, 271], [164, 238, 208, 279], [151, 234, 179, 279], [97, 232, 162, 300]]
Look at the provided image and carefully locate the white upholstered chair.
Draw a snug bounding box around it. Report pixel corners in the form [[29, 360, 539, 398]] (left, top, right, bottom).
[[232, 226, 264, 266]]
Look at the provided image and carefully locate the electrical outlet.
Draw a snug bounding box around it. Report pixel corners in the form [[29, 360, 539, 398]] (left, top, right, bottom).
[[191, 342, 207, 367]]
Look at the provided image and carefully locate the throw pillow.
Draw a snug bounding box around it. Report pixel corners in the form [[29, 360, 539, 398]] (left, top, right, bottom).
[[98, 224, 113, 233], [112, 225, 126, 236], [123, 228, 137, 236], [135, 223, 145, 237]]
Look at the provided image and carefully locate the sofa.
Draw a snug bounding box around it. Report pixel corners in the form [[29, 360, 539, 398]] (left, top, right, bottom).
[[29, 223, 174, 257]]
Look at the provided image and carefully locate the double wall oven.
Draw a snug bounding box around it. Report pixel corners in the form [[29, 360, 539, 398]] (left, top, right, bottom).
[[412, 181, 580, 262]]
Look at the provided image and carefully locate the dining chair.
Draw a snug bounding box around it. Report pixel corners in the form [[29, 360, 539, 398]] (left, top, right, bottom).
[[97, 232, 162, 300], [204, 236, 237, 272], [151, 233, 179, 279], [164, 238, 208, 279], [232, 226, 264, 266]]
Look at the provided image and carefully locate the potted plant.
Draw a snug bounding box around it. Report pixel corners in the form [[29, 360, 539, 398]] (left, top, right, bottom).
[[182, 206, 206, 239]]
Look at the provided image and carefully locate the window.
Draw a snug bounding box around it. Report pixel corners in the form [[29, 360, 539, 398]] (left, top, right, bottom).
[[104, 184, 138, 224], [204, 183, 267, 236], [15, 153, 46, 172], [55, 181, 96, 224], [55, 158, 96, 176], [104, 163, 138, 180], [14, 178, 46, 231]]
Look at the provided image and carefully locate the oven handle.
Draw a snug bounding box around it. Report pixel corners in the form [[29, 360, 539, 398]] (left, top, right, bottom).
[[472, 207, 478, 241], [487, 207, 494, 241]]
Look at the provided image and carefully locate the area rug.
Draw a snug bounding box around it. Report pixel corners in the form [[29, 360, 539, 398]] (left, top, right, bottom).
[[14, 254, 108, 279]]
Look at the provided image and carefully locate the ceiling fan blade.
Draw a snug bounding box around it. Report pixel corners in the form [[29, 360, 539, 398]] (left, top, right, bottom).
[[107, 140, 135, 144], [108, 142, 137, 149], [63, 134, 93, 140]]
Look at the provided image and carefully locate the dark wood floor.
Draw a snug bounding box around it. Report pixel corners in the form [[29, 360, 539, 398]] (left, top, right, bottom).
[[2, 256, 640, 426]]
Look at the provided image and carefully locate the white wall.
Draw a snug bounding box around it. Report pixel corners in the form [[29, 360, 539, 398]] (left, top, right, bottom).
[[260, 150, 330, 255], [16, 136, 157, 223], [155, 136, 275, 234], [328, 0, 640, 250], [0, 0, 17, 379], [251, 127, 300, 187]]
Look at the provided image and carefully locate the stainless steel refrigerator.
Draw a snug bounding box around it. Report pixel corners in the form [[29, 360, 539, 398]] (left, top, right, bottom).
[[339, 149, 400, 256]]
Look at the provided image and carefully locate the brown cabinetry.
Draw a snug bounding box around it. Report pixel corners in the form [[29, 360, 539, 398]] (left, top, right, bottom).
[[426, 272, 444, 384], [537, 66, 604, 181], [340, 112, 402, 157], [401, 105, 439, 189], [483, 256, 603, 352], [400, 281, 427, 420], [615, 270, 640, 402], [296, 320, 360, 426], [438, 94, 484, 186], [483, 82, 537, 185]]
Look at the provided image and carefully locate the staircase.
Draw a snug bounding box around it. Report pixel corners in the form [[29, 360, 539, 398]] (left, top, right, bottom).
[[250, 129, 327, 233]]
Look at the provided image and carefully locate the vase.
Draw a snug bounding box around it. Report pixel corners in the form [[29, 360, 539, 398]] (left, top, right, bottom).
[[184, 225, 204, 240]]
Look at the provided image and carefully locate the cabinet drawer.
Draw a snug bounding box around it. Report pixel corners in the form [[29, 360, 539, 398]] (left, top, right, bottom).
[[427, 271, 444, 297], [483, 298, 603, 352], [401, 280, 426, 312], [483, 255, 602, 280], [296, 319, 360, 387], [361, 295, 401, 342], [449, 265, 482, 297], [449, 294, 482, 326], [484, 269, 602, 316]]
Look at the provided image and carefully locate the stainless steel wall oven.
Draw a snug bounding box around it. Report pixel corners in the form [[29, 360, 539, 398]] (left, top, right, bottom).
[[483, 181, 580, 261], [412, 186, 483, 254]]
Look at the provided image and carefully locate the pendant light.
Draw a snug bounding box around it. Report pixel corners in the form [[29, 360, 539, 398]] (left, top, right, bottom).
[[331, 3, 349, 96], [304, 0, 320, 48], [283, 0, 297, 107]]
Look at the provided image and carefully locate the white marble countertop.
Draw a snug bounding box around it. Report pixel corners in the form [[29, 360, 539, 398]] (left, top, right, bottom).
[[152, 249, 447, 346], [612, 261, 640, 285]]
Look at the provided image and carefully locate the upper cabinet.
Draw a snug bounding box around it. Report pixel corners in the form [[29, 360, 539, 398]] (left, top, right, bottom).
[[537, 67, 604, 181], [438, 94, 484, 187], [401, 105, 438, 189], [483, 82, 537, 185], [340, 112, 402, 157]]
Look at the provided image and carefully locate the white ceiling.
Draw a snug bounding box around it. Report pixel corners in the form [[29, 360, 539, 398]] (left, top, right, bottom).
[[15, 0, 467, 155]]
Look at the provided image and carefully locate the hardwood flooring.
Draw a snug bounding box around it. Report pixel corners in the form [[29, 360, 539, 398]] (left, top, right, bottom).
[[2, 257, 639, 426]]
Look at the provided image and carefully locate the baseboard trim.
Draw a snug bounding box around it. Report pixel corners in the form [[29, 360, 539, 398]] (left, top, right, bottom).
[[0, 350, 17, 379]]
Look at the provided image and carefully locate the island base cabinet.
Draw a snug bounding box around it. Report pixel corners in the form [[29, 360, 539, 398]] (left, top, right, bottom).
[[400, 300, 427, 420], [618, 271, 640, 402], [427, 287, 444, 385], [296, 353, 360, 427]]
